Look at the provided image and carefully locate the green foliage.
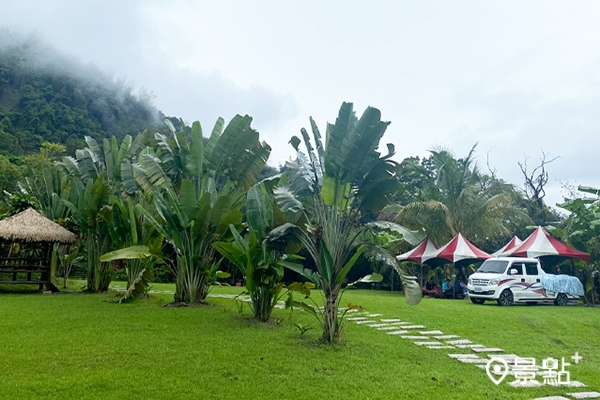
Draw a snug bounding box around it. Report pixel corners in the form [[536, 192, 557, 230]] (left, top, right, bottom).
[[272, 102, 421, 343], [137, 116, 271, 304], [556, 186, 600, 304], [0, 32, 165, 157], [386, 145, 530, 249]]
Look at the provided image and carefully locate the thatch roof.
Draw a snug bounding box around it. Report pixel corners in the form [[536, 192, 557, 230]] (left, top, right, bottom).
[[0, 208, 76, 243]]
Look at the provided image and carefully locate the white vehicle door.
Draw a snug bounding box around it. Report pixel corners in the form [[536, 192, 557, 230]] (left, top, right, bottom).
[[507, 262, 525, 300], [523, 262, 544, 300]]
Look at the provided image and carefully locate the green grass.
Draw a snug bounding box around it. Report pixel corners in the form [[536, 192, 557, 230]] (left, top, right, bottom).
[[0, 281, 598, 399]]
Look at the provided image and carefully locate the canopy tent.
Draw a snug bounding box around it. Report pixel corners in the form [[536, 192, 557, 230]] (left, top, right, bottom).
[[492, 236, 522, 256], [396, 238, 439, 264], [500, 226, 590, 263], [431, 233, 493, 263]]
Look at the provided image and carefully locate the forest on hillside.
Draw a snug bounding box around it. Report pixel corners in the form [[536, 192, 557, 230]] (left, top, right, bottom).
[[0, 30, 171, 195]]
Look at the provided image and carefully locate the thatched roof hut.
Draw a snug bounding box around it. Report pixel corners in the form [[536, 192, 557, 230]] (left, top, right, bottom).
[[0, 208, 76, 244]]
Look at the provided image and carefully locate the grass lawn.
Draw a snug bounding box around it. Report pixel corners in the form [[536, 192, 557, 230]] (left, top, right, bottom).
[[0, 281, 598, 399]]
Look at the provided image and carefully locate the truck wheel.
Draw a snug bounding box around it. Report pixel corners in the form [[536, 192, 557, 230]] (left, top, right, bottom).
[[497, 290, 514, 306], [471, 298, 485, 305], [554, 293, 568, 306]]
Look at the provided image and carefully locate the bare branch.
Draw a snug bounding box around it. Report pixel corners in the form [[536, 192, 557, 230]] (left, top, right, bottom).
[[518, 149, 560, 203], [486, 150, 497, 180]]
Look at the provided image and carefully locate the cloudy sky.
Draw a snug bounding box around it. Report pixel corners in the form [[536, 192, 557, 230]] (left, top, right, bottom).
[[3, 0, 600, 207]]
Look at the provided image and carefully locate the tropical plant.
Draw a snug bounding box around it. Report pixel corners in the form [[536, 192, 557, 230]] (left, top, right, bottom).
[[555, 186, 600, 304], [384, 145, 530, 247], [98, 196, 163, 296], [136, 116, 271, 304], [63, 175, 114, 292], [269, 102, 423, 343], [213, 183, 302, 321]]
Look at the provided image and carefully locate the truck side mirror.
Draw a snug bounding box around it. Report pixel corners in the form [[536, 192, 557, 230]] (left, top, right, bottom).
[[510, 268, 518, 275]]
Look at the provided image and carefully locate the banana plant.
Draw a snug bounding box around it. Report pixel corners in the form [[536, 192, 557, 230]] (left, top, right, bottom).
[[269, 102, 424, 343], [134, 115, 271, 305], [137, 180, 241, 303], [63, 175, 114, 292], [97, 195, 163, 297], [213, 183, 303, 321]]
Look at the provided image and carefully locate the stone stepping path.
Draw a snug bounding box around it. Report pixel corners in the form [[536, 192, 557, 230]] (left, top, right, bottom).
[[184, 294, 597, 399]]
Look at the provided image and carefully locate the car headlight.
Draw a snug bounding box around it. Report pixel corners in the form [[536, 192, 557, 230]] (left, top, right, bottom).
[[468, 278, 472, 285], [489, 278, 500, 285]]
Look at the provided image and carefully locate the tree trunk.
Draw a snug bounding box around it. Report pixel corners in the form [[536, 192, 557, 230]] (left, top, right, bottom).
[[174, 255, 209, 304], [322, 285, 340, 343]]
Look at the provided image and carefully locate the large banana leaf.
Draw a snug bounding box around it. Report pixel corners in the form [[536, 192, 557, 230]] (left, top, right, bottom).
[[99, 245, 151, 262], [366, 221, 425, 246]]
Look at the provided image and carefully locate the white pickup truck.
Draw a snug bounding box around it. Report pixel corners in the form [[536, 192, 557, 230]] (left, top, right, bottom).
[[467, 257, 583, 306]]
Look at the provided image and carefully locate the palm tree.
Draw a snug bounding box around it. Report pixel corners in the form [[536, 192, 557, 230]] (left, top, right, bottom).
[[385, 145, 529, 247], [270, 102, 423, 343]]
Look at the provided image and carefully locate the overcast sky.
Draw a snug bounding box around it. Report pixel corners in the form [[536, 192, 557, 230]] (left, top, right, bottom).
[[3, 0, 600, 208]]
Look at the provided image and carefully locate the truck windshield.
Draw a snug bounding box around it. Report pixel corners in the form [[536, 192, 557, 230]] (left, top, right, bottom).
[[477, 260, 509, 274]]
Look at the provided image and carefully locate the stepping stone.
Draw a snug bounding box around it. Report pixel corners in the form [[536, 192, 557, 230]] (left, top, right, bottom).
[[567, 393, 600, 399], [508, 380, 542, 387], [402, 325, 426, 330], [346, 317, 368, 321], [413, 341, 441, 346], [565, 381, 587, 388], [354, 320, 377, 324], [378, 326, 404, 331], [401, 335, 425, 339], [448, 354, 479, 359], [531, 397, 571, 400], [487, 354, 519, 360], [455, 344, 485, 349], [366, 314, 383, 317], [472, 348, 504, 353], [367, 323, 389, 327], [386, 330, 409, 335], [388, 321, 411, 325], [457, 358, 489, 364], [420, 330, 444, 335], [434, 335, 460, 339], [426, 345, 455, 349], [380, 319, 402, 322], [448, 339, 472, 345]]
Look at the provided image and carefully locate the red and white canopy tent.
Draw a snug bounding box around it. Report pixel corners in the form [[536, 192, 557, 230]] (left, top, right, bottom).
[[396, 238, 439, 264], [430, 233, 493, 264], [499, 226, 590, 263], [492, 236, 522, 256]]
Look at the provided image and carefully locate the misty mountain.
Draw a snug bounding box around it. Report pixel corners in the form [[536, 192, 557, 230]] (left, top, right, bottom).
[[0, 29, 166, 156]]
